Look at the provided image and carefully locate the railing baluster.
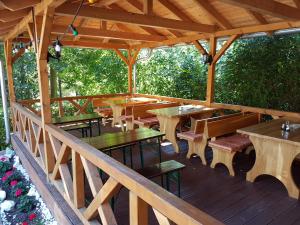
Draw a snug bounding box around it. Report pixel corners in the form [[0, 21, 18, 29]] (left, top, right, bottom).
[[129, 191, 149, 225], [72, 150, 85, 208]]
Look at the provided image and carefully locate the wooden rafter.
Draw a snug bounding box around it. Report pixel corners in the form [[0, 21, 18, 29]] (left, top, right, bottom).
[[0, 0, 40, 11], [158, 0, 194, 22], [293, 0, 300, 8], [0, 9, 30, 22], [218, 0, 300, 20], [193, 0, 233, 29], [52, 25, 167, 42], [125, 0, 183, 37], [0, 20, 21, 31], [143, 0, 153, 15], [56, 3, 216, 33]]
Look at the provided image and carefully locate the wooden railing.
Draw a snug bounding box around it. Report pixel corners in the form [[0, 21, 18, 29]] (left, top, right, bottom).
[[18, 93, 130, 117], [19, 93, 300, 120], [11, 102, 222, 225]]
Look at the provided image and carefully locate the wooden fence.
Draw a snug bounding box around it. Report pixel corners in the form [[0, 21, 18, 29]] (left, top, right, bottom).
[[11, 102, 222, 225]]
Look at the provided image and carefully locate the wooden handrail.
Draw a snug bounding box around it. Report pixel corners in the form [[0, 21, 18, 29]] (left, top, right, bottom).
[[12, 102, 222, 225]]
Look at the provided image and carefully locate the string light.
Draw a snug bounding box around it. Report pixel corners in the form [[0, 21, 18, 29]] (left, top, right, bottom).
[[88, 0, 97, 3], [54, 38, 63, 59]]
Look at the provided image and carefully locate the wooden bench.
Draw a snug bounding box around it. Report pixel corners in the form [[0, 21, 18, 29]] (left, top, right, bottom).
[[136, 160, 186, 197], [128, 102, 180, 130], [61, 123, 90, 137], [92, 98, 113, 125], [177, 112, 243, 163], [207, 113, 260, 176]]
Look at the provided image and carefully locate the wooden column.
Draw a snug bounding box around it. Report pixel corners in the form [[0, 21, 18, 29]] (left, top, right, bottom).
[[4, 40, 16, 103], [206, 37, 216, 105], [36, 7, 55, 173], [130, 192, 148, 225], [128, 63, 133, 93]]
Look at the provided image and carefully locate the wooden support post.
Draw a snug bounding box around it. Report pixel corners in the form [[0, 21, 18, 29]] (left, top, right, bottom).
[[128, 63, 133, 94], [130, 191, 148, 225], [4, 40, 16, 103], [206, 37, 216, 105], [36, 7, 55, 173]]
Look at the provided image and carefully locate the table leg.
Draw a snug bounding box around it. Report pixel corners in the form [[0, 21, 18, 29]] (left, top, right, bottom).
[[129, 146, 133, 169], [139, 141, 144, 168], [122, 147, 127, 165], [89, 120, 92, 137], [157, 116, 180, 153], [247, 136, 300, 199], [157, 137, 162, 163], [97, 118, 101, 135]]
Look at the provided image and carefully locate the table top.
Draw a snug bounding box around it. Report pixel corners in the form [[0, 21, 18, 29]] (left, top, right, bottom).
[[81, 128, 165, 151], [52, 113, 100, 124], [238, 119, 300, 147], [147, 105, 217, 118], [104, 97, 157, 107]]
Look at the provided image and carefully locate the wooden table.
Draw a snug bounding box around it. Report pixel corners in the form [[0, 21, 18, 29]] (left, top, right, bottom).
[[238, 119, 300, 199], [81, 128, 165, 168], [148, 105, 217, 153], [52, 113, 101, 136], [104, 97, 157, 130]]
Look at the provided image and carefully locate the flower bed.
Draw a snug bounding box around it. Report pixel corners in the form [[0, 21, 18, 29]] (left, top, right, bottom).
[[0, 148, 57, 225]]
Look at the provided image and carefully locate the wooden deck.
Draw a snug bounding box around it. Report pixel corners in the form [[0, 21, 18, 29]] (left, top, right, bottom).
[[68, 122, 300, 225]]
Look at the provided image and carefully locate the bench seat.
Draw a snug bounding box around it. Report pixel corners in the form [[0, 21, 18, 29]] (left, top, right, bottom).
[[61, 123, 90, 137], [208, 134, 252, 153], [133, 117, 159, 127], [209, 134, 252, 176], [94, 107, 113, 117], [136, 160, 186, 197], [177, 131, 203, 141]]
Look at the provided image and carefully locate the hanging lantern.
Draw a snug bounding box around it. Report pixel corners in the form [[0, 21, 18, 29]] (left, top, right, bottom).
[[202, 53, 213, 65], [53, 38, 63, 59], [88, 0, 97, 3]]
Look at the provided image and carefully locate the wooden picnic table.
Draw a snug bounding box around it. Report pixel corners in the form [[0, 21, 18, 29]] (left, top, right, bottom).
[[52, 112, 101, 136], [148, 105, 217, 153], [81, 128, 165, 168], [238, 119, 300, 199], [104, 97, 157, 130]]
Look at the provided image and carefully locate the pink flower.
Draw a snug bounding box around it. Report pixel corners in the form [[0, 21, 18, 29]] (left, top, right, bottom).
[[29, 213, 37, 221], [1, 176, 7, 182], [22, 222, 28, 225], [0, 157, 6, 161], [10, 180, 18, 187], [5, 170, 13, 176], [15, 188, 22, 197]]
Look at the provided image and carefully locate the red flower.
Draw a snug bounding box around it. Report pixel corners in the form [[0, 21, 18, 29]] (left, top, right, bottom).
[[29, 213, 37, 221], [1, 176, 7, 182], [22, 222, 28, 225], [15, 188, 22, 197], [10, 180, 18, 187], [5, 170, 13, 176]]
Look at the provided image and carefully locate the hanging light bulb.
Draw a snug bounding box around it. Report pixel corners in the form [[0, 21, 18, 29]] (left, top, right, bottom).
[[88, 0, 97, 3], [69, 24, 79, 36]]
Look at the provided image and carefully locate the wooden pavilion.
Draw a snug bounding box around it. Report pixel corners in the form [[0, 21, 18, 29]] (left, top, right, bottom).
[[1, 0, 300, 224]]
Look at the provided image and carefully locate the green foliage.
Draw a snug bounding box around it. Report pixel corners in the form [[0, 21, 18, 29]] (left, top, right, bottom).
[[0, 161, 12, 174], [215, 35, 300, 112], [137, 46, 207, 100]]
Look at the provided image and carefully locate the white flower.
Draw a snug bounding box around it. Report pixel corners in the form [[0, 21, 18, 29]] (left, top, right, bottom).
[[0, 200, 15, 212], [0, 190, 6, 203]]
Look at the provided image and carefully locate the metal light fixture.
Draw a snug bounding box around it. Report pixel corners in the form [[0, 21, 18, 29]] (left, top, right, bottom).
[[202, 53, 213, 65], [53, 38, 63, 59]]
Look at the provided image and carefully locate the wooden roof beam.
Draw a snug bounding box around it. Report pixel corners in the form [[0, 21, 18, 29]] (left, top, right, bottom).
[[158, 0, 194, 22], [293, 0, 300, 8], [217, 0, 300, 20], [143, 0, 153, 15], [125, 0, 183, 37], [52, 25, 167, 42], [4, 0, 68, 40], [193, 0, 233, 29], [0, 20, 21, 31], [56, 3, 216, 33], [248, 10, 273, 35], [0, 0, 40, 11], [0, 9, 30, 22]]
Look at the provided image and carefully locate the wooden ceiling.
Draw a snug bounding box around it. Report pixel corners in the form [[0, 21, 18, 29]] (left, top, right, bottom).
[[1, 0, 300, 49]]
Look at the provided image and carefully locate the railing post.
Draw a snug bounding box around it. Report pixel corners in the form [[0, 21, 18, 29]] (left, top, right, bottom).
[[36, 6, 56, 173], [129, 191, 148, 225]]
